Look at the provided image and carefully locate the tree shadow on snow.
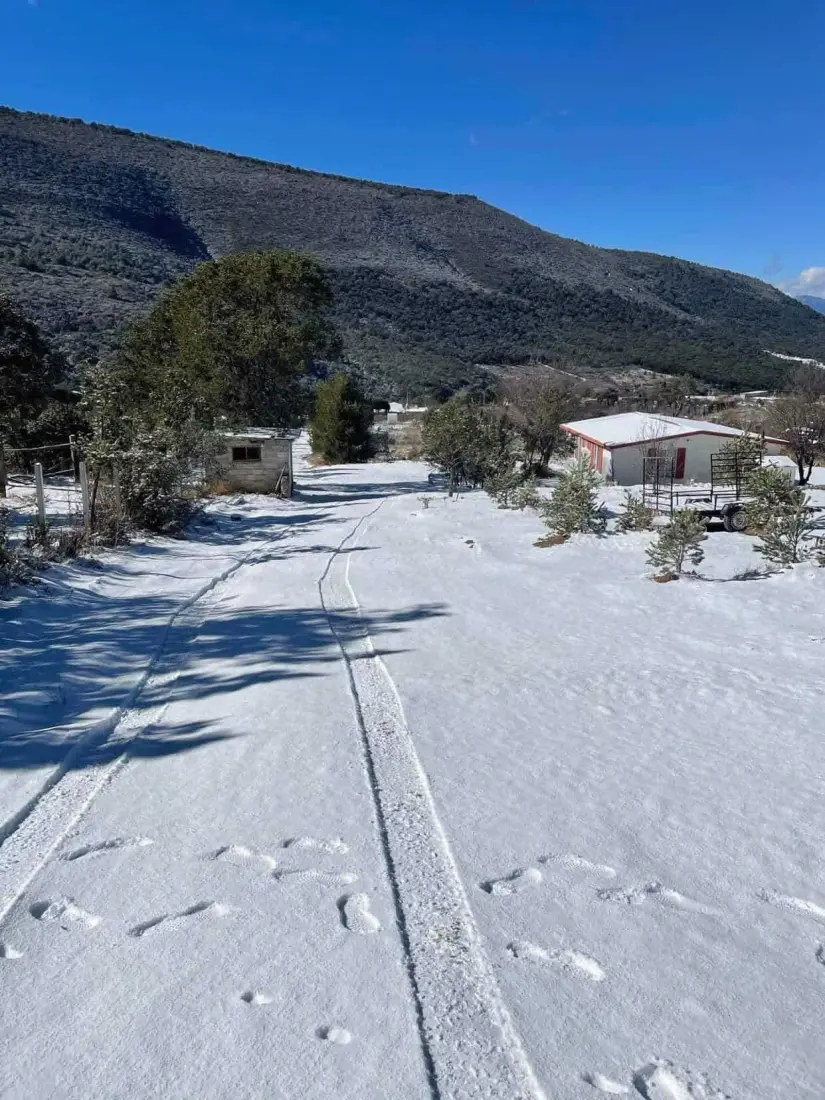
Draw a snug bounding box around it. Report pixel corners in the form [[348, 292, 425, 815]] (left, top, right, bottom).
[[0, 600, 449, 772]]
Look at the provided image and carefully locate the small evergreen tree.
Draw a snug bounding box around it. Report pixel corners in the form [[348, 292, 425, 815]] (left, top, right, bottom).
[[541, 456, 606, 537], [616, 490, 654, 532], [754, 491, 817, 567], [310, 373, 374, 463], [512, 476, 541, 511], [744, 466, 796, 532], [646, 509, 707, 575]]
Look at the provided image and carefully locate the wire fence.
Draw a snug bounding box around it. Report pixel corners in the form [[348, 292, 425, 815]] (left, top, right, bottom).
[[1, 440, 87, 542]]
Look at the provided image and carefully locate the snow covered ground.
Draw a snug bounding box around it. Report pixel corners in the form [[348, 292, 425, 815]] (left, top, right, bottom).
[[2, 442, 825, 1099]]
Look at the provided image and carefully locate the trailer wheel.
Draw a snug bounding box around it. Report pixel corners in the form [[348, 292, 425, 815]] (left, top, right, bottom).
[[723, 506, 748, 533]]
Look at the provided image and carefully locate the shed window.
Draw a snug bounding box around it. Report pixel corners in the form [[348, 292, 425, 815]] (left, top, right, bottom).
[[231, 445, 262, 463]]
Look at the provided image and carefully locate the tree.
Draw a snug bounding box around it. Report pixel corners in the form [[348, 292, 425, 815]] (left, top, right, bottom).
[[754, 491, 817, 567], [768, 394, 825, 486], [646, 510, 706, 576], [541, 456, 606, 537], [310, 374, 374, 463], [744, 466, 796, 532], [502, 374, 577, 472], [114, 250, 341, 431], [616, 491, 654, 532], [422, 401, 515, 494], [0, 295, 65, 447]]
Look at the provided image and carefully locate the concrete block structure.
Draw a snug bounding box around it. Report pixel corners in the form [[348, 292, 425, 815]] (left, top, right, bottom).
[[214, 430, 293, 495]]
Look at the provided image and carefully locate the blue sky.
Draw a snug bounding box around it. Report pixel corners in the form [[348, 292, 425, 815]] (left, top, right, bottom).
[[3, 0, 823, 293]]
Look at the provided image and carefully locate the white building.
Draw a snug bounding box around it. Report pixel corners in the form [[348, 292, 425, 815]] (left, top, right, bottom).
[[561, 412, 786, 486]]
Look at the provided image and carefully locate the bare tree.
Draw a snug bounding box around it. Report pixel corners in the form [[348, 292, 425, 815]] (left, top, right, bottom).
[[501, 373, 578, 473], [768, 394, 825, 485]]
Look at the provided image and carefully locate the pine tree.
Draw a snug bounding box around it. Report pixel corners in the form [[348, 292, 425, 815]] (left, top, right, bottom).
[[541, 456, 606, 537], [744, 466, 796, 532], [616, 490, 654, 532], [310, 373, 374, 463], [754, 491, 817, 567], [646, 509, 707, 575]]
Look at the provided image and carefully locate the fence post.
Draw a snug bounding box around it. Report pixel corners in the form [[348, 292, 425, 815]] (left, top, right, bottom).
[[0, 446, 6, 499], [79, 460, 91, 529], [34, 462, 47, 531], [69, 435, 79, 482]]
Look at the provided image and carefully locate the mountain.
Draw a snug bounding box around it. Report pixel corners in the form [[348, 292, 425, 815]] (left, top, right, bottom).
[[796, 295, 825, 315], [2, 106, 825, 397]]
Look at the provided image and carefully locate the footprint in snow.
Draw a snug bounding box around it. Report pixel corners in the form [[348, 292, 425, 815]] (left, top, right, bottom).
[[338, 893, 381, 935], [240, 990, 272, 1006], [61, 836, 153, 862], [317, 1025, 352, 1045], [213, 844, 278, 872], [539, 853, 617, 878], [581, 1071, 629, 1094], [0, 943, 25, 959], [129, 901, 233, 938], [30, 898, 101, 930], [508, 940, 606, 982], [273, 869, 358, 886], [597, 882, 719, 916], [758, 890, 825, 924], [632, 1060, 732, 1099], [282, 836, 349, 855], [481, 867, 542, 896]]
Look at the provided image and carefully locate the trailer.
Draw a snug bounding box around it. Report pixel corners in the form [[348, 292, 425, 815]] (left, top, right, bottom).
[[642, 450, 769, 532]]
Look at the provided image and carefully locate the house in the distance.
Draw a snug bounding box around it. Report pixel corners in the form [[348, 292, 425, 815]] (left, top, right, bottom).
[[561, 412, 785, 486], [213, 430, 293, 495]]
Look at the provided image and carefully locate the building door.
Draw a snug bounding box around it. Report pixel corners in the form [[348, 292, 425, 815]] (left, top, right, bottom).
[[675, 447, 687, 479]]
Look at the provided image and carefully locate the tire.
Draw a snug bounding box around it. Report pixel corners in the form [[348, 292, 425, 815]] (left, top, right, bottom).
[[723, 506, 747, 533]]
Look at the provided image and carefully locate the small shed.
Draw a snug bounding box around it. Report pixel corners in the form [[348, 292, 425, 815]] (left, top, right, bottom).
[[214, 430, 293, 496], [561, 412, 786, 486]]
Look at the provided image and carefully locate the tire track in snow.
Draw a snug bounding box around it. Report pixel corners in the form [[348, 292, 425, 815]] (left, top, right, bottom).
[[0, 532, 278, 928], [319, 504, 546, 1100]]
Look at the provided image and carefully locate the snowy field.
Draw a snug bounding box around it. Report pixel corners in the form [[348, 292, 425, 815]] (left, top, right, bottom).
[[1, 442, 825, 1099]]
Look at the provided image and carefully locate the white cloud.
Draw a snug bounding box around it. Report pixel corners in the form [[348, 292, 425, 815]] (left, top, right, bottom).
[[779, 266, 825, 298]]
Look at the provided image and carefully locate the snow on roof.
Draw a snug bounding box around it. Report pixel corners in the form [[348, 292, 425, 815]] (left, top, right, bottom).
[[221, 427, 288, 441], [561, 412, 758, 448]]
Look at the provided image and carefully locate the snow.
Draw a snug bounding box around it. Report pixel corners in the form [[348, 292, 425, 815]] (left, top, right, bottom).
[[2, 441, 825, 1098], [765, 350, 825, 370], [561, 412, 758, 447]]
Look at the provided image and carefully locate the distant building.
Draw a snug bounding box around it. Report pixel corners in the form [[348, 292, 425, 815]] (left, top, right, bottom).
[[214, 430, 293, 495], [561, 412, 785, 485], [387, 402, 429, 425]]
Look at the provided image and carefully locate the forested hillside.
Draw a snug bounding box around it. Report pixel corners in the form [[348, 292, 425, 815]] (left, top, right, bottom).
[[2, 107, 824, 395]]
